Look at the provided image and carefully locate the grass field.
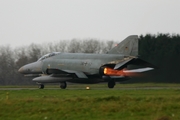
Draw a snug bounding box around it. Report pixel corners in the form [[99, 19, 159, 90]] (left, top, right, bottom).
[[0, 84, 180, 120]]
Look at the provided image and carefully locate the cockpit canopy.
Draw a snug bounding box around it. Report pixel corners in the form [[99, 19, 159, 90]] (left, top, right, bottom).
[[38, 52, 60, 61]]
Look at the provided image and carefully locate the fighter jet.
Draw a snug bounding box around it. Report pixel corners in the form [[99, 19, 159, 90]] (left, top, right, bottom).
[[18, 35, 155, 89]]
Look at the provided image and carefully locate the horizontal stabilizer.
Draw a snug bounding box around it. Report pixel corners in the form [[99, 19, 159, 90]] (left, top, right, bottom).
[[110, 57, 156, 72], [114, 58, 134, 69], [128, 58, 158, 68], [123, 67, 154, 73]]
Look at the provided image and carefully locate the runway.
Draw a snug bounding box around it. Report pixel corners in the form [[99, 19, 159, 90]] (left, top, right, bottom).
[[0, 86, 180, 90]]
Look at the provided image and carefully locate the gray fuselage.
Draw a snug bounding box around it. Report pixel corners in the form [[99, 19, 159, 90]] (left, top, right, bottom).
[[41, 53, 125, 75]]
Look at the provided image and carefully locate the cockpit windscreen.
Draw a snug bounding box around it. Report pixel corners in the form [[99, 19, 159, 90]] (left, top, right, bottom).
[[38, 52, 60, 61]]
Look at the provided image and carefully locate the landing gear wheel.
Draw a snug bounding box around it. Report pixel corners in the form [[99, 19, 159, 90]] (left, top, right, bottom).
[[108, 80, 115, 88], [60, 82, 67, 89], [39, 84, 44, 89]]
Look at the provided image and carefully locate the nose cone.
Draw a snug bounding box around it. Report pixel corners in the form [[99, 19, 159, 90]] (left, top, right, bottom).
[[18, 67, 24, 74], [18, 61, 42, 74]]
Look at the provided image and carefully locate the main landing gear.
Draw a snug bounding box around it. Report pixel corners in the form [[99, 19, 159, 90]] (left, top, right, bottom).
[[108, 80, 115, 88], [60, 81, 67, 89], [38, 84, 44, 89]]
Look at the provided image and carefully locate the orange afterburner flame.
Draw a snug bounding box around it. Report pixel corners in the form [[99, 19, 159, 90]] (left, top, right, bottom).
[[104, 67, 125, 76]]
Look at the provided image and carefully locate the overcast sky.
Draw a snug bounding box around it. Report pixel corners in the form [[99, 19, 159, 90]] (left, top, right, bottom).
[[0, 0, 180, 47]]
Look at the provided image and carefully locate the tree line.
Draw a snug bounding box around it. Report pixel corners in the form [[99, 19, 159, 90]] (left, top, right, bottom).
[[136, 33, 180, 83], [0, 33, 180, 85]]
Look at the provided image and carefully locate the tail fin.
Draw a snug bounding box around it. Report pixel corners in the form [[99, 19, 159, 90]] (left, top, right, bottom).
[[108, 35, 138, 56]]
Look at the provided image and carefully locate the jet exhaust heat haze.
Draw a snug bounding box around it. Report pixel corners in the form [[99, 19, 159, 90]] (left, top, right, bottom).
[[18, 35, 155, 89]]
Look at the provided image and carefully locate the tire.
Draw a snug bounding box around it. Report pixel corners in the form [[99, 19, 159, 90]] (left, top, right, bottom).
[[60, 82, 67, 89], [108, 80, 115, 88], [39, 84, 44, 89]]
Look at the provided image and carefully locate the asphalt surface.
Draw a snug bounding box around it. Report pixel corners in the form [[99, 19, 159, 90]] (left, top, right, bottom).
[[0, 86, 180, 90]]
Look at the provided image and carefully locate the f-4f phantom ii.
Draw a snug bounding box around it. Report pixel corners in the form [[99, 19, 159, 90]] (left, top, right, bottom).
[[18, 35, 155, 89]]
